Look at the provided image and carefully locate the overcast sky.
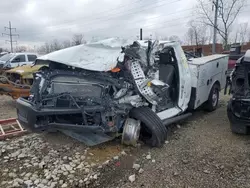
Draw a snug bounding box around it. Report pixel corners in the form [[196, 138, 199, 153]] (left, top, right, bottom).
[[0, 0, 250, 50]]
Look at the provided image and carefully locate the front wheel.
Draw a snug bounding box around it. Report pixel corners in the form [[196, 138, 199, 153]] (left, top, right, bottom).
[[205, 83, 219, 112], [129, 107, 167, 147]]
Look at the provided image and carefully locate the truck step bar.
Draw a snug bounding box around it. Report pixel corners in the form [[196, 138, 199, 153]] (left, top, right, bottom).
[[162, 113, 192, 126]]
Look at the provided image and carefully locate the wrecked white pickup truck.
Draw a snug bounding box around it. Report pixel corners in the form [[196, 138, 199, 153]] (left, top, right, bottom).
[[16, 38, 228, 147]]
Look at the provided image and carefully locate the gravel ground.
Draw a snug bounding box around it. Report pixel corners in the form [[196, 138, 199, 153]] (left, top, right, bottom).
[[1, 95, 250, 188], [0, 96, 17, 119]]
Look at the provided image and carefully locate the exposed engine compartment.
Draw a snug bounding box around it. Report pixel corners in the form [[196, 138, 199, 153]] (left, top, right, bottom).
[[29, 67, 136, 133]]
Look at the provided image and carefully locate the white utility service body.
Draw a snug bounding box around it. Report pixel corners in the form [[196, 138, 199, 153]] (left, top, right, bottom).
[[188, 55, 228, 109]]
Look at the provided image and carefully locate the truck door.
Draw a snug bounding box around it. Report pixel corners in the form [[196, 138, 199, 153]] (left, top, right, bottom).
[[10, 55, 26, 67], [19, 54, 27, 66], [220, 56, 229, 89], [174, 44, 192, 112]]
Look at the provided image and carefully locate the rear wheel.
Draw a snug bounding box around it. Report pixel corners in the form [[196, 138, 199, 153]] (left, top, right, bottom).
[[130, 107, 167, 147], [205, 83, 219, 112]]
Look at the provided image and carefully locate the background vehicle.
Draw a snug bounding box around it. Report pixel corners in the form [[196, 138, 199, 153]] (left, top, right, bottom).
[[226, 44, 246, 77], [0, 51, 8, 57], [16, 39, 228, 147], [227, 50, 250, 134], [0, 60, 49, 99], [0, 52, 38, 69]]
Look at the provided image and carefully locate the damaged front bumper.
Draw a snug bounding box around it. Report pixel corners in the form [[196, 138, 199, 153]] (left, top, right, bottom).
[[16, 97, 116, 146], [227, 99, 250, 134], [16, 97, 106, 132]]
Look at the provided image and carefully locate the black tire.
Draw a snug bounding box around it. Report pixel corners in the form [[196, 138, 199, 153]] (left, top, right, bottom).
[[205, 83, 219, 112], [227, 101, 248, 134], [130, 106, 167, 147]]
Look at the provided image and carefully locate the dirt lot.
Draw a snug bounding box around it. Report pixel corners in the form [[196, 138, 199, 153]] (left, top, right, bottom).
[[1, 94, 250, 188]]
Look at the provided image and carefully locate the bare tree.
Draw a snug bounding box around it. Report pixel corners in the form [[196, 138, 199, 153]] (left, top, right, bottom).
[[44, 42, 51, 53], [233, 31, 239, 44], [16, 46, 27, 52], [185, 28, 195, 45], [185, 20, 208, 46], [38, 40, 62, 54], [239, 22, 248, 44], [72, 34, 86, 46], [169, 35, 181, 42], [233, 22, 248, 44], [197, 0, 245, 49], [62, 40, 71, 48], [50, 39, 62, 51]]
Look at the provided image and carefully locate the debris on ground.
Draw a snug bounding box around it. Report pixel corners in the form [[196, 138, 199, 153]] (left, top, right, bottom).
[[2, 94, 250, 188], [138, 168, 144, 174], [132, 164, 140, 171], [128, 174, 136, 183], [146, 154, 151, 160]]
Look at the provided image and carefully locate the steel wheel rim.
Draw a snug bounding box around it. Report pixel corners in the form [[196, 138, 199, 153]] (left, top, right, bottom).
[[212, 89, 218, 107]]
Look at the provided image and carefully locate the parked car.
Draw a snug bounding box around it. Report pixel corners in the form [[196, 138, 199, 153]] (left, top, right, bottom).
[[16, 39, 228, 147], [0, 52, 38, 69], [0, 52, 9, 57]]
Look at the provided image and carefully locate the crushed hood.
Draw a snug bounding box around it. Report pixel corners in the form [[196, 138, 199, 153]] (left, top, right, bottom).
[[37, 38, 133, 71]]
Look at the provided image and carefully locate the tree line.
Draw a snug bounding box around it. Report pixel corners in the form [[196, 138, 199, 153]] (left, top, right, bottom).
[[37, 34, 86, 54]]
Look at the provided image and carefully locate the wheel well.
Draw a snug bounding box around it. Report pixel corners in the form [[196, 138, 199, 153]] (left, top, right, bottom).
[[213, 80, 221, 90]]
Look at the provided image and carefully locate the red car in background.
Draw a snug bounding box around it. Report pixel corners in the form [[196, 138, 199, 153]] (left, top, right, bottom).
[[224, 44, 247, 94], [226, 44, 246, 77]]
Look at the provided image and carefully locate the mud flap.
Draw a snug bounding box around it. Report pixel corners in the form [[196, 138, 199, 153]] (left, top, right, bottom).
[[59, 129, 114, 146]]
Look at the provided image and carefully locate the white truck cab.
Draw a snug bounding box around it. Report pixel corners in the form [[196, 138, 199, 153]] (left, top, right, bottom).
[[0, 52, 38, 69]]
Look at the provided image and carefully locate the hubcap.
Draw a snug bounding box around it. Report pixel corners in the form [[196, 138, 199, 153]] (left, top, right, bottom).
[[212, 89, 218, 107]]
